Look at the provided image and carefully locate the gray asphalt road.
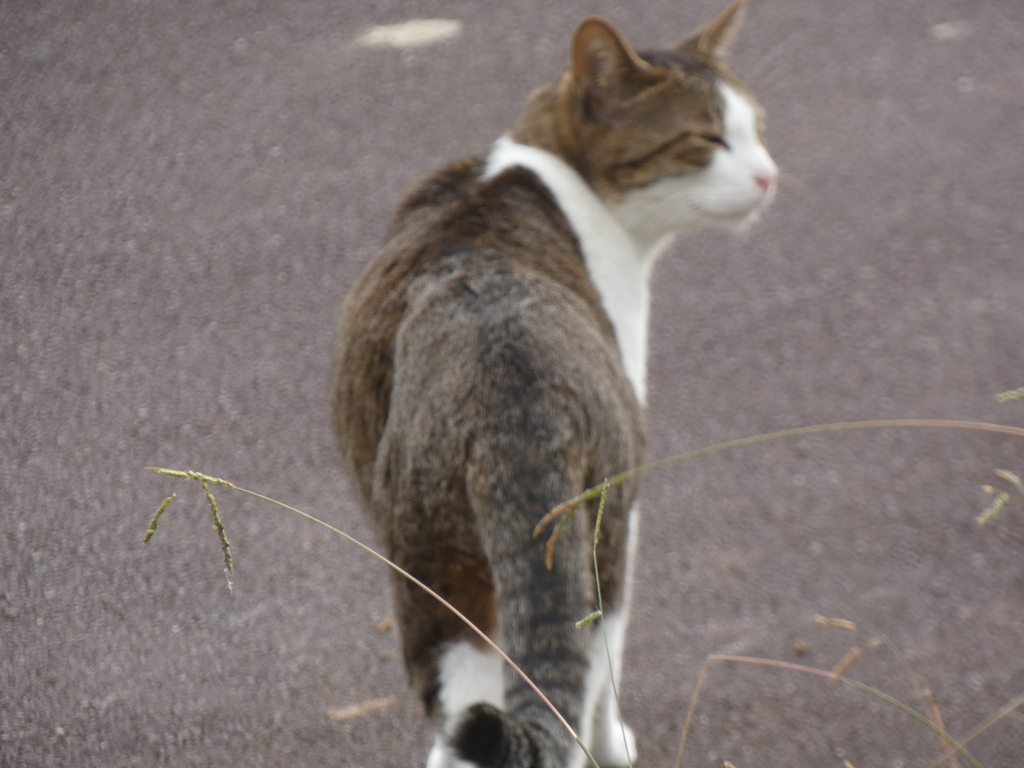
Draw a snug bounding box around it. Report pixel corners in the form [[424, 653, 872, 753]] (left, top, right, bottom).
[[3, 1, 1023, 766]]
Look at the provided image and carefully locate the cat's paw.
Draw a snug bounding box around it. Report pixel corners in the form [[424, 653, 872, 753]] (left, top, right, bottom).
[[426, 736, 449, 768], [589, 720, 637, 768]]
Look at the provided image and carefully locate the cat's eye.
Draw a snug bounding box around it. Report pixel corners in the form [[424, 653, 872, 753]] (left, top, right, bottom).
[[703, 134, 730, 150]]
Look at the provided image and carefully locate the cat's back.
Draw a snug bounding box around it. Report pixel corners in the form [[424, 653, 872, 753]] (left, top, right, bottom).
[[332, 156, 640, 513]]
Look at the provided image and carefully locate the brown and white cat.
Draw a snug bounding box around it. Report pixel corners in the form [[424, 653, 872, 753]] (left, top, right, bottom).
[[331, 2, 776, 766]]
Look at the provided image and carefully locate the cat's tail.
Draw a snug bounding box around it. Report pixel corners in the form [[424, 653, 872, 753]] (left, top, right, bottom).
[[449, 430, 601, 768]]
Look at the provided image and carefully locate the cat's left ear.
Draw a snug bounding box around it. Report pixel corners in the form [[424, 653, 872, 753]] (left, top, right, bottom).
[[571, 17, 658, 125], [678, 0, 747, 58]]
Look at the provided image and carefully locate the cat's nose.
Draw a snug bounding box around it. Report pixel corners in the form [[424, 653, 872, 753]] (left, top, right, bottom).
[[751, 152, 778, 193], [754, 171, 777, 192]]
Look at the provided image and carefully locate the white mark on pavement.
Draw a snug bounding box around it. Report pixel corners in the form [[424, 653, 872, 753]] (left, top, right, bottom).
[[357, 19, 462, 49], [930, 21, 972, 41]]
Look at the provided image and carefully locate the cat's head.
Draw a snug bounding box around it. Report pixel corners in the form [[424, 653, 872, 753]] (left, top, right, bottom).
[[512, 0, 776, 249]]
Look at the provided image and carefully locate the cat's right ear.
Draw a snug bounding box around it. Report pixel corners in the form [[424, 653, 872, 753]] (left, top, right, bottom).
[[678, 0, 747, 58], [571, 17, 657, 126]]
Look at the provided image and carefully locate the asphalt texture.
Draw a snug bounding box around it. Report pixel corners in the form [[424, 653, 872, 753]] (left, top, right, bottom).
[[3, 1, 1024, 766]]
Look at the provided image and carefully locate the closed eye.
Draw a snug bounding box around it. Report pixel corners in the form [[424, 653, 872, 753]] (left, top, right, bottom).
[[703, 134, 730, 150]]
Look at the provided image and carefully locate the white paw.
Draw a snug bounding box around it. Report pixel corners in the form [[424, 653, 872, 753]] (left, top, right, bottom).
[[426, 735, 448, 768], [589, 720, 637, 768]]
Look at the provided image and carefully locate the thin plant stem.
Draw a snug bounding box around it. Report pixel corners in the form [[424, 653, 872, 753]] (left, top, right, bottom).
[[673, 653, 712, 768], [924, 695, 1024, 768], [535, 419, 1024, 539], [673, 654, 985, 768], [872, 634, 959, 768]]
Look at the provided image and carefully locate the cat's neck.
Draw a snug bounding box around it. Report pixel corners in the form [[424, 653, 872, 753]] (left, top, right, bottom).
[[483, 136, 672, 406]]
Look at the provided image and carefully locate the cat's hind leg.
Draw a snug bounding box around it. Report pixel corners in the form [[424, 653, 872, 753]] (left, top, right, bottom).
[[583, 505, 640, 767], [385, 563, 500, 768], [582, 610, 637, 767]]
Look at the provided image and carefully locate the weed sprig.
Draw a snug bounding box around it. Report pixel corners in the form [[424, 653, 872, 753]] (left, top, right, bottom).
[[979, 469, 1024, 525], [995, 386, 1024, 403]]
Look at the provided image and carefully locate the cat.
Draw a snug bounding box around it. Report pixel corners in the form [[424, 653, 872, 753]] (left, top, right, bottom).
[[330, 2, 777, 766]]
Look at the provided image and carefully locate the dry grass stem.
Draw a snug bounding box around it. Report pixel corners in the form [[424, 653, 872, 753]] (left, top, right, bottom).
[[993, 469, 1023, 492], [327, 696, 396, 722], [544, 512, 575, 570], [924, 695, 1024, 768], [830, 646, 862, 676], [814, 614, 856, 630]]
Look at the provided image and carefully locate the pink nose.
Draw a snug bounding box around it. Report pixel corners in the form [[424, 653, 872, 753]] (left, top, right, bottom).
[[754, 172, 777, 192]]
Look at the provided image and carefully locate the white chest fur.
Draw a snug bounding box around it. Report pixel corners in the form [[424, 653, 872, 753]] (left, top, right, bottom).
[[484, 137, 659, 407]]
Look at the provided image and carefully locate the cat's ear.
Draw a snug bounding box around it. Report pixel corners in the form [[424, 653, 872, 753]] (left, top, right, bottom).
[[571, 17, 658, 125], [678, 0, 746, 58]]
